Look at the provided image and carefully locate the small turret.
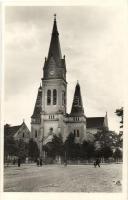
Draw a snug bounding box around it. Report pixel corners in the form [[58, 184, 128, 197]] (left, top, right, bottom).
[[70, 81, 84, 116]]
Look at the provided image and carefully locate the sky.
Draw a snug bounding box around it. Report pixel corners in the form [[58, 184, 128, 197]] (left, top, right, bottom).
[[4, 5, 126, 132]]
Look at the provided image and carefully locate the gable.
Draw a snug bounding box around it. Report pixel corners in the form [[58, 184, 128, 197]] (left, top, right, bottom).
[[14, 122, 30, 138], [4, 125, 21, 136]]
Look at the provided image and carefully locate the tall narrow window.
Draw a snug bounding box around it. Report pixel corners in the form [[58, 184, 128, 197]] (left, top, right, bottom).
[[47, 90, 51, 105], [53, 89, 57, 105], [62, 91, 66, 106], [23, 132, 25, 138], [77, 130, 79, 137], [35, 130, 37, 138]]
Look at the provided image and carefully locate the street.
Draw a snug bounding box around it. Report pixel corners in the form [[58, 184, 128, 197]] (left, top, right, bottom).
[[4, 163, 122, 192]]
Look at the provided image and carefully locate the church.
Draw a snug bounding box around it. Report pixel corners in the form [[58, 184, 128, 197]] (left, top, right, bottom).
[[31, 15, 108, 152]]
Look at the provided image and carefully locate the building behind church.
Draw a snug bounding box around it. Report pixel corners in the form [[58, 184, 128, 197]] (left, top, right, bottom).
[[31, 16, 108, 154]]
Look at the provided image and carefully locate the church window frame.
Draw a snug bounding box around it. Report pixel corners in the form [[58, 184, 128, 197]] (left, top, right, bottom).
[[53, 89, 57, 105], [47, 90, 51, 105], [23, 132, 25, 138], [77, 130, 79, 137], [35, 130, 38, 138], [62, 90, 66, 106]]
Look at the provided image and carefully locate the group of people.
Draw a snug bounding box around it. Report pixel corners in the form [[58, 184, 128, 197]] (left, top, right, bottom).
[[13, 157, 101, 168], [36, 158, 43, 166]]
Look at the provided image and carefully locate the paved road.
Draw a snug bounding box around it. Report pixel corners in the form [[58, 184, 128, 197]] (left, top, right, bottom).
[[4, 163, 122, 192]]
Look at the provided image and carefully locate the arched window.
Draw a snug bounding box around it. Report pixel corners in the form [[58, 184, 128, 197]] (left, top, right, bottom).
[[77, 130, 79, 137], [47, 90, 51, 105], [35, 130, 38, 138], [53, 89, 57, 105]]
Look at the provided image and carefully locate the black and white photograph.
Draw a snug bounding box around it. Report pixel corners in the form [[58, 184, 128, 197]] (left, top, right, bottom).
[[1, 1, 127, 198]]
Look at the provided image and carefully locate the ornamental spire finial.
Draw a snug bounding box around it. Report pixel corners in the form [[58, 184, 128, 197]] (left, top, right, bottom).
[[54, 13, 56, 21]]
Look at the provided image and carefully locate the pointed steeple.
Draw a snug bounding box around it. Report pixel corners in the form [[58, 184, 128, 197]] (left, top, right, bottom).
[[48, 14, 62, 64], [70, 82, 84, 116], [43, 15, 66, 80], [31, 85, 42, 119]]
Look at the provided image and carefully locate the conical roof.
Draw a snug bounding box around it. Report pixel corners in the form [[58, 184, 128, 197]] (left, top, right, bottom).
[[31, 85, 42, 119], [43, 15, 66, 80], [70, 82, 84, 116], [47, 15, 62, 65]]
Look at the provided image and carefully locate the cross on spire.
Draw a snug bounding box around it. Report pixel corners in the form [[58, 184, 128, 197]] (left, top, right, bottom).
[[54, 14, 56, 21]]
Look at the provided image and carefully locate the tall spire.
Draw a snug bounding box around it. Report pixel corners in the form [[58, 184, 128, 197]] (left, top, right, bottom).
[[43, 15, 66, 81], [47, 14, 62, 64], [70, 82, 84, 116]]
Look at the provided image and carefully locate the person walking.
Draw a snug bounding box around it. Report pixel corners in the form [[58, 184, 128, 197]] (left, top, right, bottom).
[[40, 158, 42, 166], [37, 158, 39, 166], [94, 158, 101, 167], [18, 157, 21, 167]]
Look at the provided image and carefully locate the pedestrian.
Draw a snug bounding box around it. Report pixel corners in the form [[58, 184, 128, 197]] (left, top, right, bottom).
[[40, 158, 42, 166], [37, 158, 39, 166], [18, 157, 21, 167], [94, 158, 100, 167]]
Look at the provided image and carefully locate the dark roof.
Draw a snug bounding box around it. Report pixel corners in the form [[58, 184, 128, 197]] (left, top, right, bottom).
[[86, 117, 104, 128], [70, 82, 84, 116], [43, 17, 66, 81], [47, 17, 62, 66], [4, 124, 22, 136], [31, 87, 42, 118]]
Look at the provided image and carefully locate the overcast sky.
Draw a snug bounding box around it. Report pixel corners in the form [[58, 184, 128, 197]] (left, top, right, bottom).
[[4, 6, 126, 132]]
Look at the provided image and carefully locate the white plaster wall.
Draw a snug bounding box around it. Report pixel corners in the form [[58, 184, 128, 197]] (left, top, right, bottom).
[[31, 123, 41, 141], [43, 120, 59, 137], [63, 120, 86, 143], [42, 79, 67, 114]]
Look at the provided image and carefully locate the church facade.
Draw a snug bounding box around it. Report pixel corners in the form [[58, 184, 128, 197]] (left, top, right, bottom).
[[31, 16, 108, 151]]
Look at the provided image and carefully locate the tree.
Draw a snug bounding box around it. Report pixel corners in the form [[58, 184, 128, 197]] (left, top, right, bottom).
[[64, 133, 80, 160], [115, 107, 123, 128], [102, 146, 113, 159], [16, 139, 29, 162], [64, 132, 76, 160], [94, 127, 120, 148], [113, 148, 122, 162], [64, 133, 84, 160], [28, 139, 39, 161], [81, 140, 95, 160], [4, 124, 18, 160], [4, 134, 18, 160], [94, 127, 121, 160], [52, 134, 64, 157]]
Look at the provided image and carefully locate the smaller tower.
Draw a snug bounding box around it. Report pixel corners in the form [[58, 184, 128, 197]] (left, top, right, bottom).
[[31, 85, 42, 140], [65, 81, 86, 143], [70, 81, 84, 116]]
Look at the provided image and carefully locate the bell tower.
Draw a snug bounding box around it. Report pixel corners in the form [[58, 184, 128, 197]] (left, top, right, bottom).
[[40, 14, 67, 138]]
